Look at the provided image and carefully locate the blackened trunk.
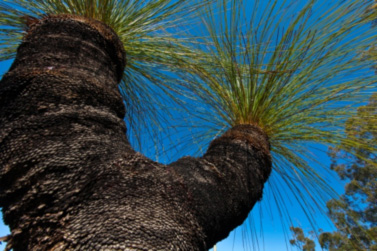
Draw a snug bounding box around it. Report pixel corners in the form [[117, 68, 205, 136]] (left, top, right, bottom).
[[0, 15, 272, 250]]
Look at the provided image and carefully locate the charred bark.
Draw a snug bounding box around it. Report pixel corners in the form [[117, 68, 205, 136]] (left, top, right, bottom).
[[0, 15, 272, 250]]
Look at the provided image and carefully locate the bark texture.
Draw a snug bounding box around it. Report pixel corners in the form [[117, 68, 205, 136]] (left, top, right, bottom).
[[0, 15, 272, 250]]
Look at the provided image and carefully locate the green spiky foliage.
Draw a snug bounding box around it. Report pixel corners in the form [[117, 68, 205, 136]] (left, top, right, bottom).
[[176, 0, 377, 241], [0, 0, 210, 151]]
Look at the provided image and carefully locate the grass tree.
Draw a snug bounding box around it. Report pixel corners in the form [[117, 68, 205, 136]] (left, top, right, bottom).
[[0, 0, 377, 250], [176, 0, 377, 239]]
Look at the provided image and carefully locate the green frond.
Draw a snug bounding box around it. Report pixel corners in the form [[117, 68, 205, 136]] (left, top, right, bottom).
[[0, 0, 211, 151], [181, 0, 377, 236]]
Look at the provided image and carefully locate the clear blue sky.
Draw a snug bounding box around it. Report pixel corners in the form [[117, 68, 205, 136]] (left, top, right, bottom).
[[0, 0, 363, 250]]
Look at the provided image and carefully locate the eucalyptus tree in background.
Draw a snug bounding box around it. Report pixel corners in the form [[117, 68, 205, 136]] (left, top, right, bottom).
[[289, 226, 315, 251], [0, 1, 377, 251], [290, 94, 377, 251]]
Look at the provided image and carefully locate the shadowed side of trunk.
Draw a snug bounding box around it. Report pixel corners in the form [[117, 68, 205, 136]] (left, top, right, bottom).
[[0, 15, 272, 250], [170, 124, 272, 247]]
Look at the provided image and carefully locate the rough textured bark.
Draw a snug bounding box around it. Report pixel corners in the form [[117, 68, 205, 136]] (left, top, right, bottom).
[[0, 15, 272, 250]]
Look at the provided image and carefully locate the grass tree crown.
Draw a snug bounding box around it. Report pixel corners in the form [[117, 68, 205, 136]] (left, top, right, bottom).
[[175, 0, 377, 232]]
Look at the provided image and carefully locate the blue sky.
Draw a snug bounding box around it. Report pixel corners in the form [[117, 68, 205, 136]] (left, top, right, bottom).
[[1, 0, 374, 250]]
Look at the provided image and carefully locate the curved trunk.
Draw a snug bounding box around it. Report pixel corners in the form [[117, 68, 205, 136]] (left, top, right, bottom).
[[0, 15, 272, 250]]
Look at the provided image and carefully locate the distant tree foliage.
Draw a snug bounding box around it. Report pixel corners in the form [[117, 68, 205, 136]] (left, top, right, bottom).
[[289, 227, 316, 251], [290, 94, 377, 251]]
